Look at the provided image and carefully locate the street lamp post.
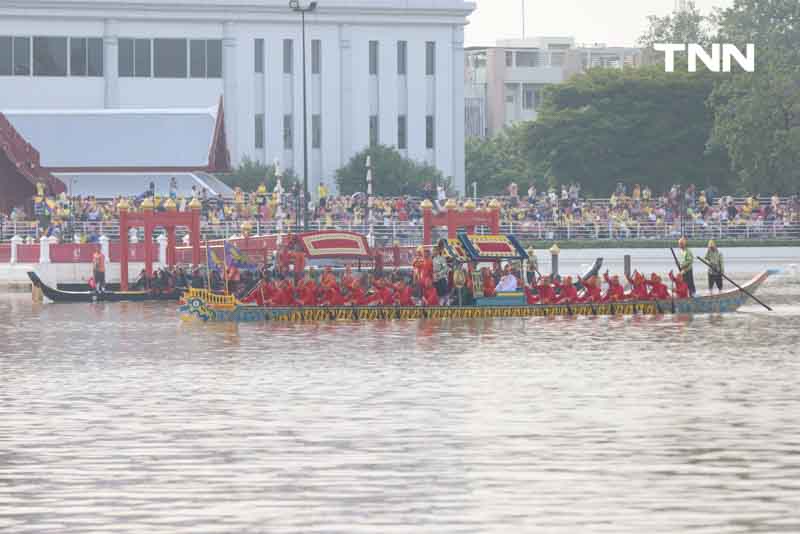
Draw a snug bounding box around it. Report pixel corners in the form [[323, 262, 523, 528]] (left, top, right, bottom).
[[365, 155, 373, 223], [289, 0, 317, 231]]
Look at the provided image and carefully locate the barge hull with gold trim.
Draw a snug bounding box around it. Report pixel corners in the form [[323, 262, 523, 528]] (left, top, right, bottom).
[[178, 271, 772, 323]]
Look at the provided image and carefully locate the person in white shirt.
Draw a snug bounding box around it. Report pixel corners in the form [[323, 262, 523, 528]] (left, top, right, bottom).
[[495, 265, 519, 292]]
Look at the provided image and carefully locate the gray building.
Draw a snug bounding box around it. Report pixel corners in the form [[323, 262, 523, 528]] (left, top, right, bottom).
[[465, 37, 642, 137]]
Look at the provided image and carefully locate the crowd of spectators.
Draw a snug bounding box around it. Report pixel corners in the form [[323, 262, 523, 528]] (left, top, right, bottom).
[[2, 179, 799, 243]]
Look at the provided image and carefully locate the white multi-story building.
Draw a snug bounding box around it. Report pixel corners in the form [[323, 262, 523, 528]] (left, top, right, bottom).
[[465, 37, 642, 137], [0, 0, 474, 195]]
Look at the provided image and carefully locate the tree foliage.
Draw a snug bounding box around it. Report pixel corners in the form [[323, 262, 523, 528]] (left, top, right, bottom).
[[521, 67, 731, 196], [335, 145, 445, 196], [709, 0, 800, 194], [465, 125, 543, 195], [638, 1, 717, 51], [216, 157, 298, 192]]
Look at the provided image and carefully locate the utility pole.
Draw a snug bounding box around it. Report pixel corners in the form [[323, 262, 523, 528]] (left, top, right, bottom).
[[289, 0, 318, 231]]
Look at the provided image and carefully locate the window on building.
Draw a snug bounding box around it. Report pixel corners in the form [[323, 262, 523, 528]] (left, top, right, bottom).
[[283, 39, 293, 74], [255, 114, 265, 149], [425, 41, 435, 75], [135, 39, 151, 77], [154, 38, 187, 78], [312, 114, 321, 149], [369, 40, 378, 75], [397, 40, 407, 75], [283, 114, 293, 149], [69, 37, 103, 77], [187, 39, 221, 78], [505, 51, 513, 67], [397, 115, 407, 150], [206, 40, 221, 78], [190, 40, 206, 78], [13, 37, 31, 75], [505, 83, 517, 104], [87, 38, 102, 76], [369, 115, 379, 146], [523, 84, 536, 109], [311, 39, 321, 74], [33, 36, 67, 76], [0, 37, 11, 75], [425, 115, 434, 149], [69, 38, 86, 76], [254, 38, 264, 73], [516, 51, 539, 67], [550, 51, 565, 66], [119, 38, 133, 76], [120, 38, 151, 77]]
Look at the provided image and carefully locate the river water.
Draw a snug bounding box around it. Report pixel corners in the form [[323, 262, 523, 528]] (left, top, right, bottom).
[[2, 248, 800, 533]]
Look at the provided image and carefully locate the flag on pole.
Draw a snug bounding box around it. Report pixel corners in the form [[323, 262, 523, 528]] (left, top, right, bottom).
[[224, 241, 257, 270]]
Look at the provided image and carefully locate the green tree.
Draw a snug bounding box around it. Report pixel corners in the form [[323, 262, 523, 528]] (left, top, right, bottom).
[[522, 67, 732, 196], [466, 125, 545, 195], [215, 157, 298, 192], [708, 0, 800, 194], [335, 145, 445, 196], [639, 1, 717, 53]]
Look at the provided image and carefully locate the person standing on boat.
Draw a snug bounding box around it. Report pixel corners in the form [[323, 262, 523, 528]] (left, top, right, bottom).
[[677, 237, 696, 296], [704, 240, 724, 294], [92, 249, 106, 293], [432, 242, 450, 306]]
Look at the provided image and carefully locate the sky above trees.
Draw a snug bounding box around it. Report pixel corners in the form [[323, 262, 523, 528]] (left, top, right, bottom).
[[465, 0, 733, 47]]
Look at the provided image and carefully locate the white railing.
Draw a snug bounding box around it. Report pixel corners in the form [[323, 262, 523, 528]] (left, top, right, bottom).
[[4, 219, 799, 244]]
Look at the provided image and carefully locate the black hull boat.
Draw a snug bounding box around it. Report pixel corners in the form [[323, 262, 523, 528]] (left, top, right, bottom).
[[28, 272, 183, 303]]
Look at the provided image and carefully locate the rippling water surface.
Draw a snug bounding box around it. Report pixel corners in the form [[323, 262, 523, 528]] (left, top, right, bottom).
[[2, 259, 800, 533]]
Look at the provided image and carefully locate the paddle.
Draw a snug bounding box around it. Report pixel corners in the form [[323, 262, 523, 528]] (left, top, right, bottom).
[[697, 256, 772, 311], [669, 247, 682, 271]]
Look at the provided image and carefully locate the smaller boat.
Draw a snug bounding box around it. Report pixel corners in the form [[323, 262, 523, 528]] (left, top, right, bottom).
[[28, 272, 183, 303]]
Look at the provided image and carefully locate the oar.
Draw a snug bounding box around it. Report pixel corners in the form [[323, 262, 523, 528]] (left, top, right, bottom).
[[697, 256, 772, 311], [669, 247, 682, 270]]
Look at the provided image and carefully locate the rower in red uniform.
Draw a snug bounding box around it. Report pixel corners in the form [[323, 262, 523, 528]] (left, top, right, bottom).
[[277, 246, 291, 277], [625, 271, 650, 301], [646, 273, 670, 300], [270, 279, 295, 306], [298, 278, 318, 306], [577, 275, 602, 303], [321, 284, 346, 306], [341, 266, 355, 290], [321, 266, 337, 289], [524, 275, 555, 304], [538, 275, 557, 304], [422, 250, 434, 287], [292, 250, 305, 282], [602, 271, 626, 302], [368, 278, 394, 305], [241, 278, 275, 305], [346, 278, 370, 306], [481, 267, 495, 297], [669, 270, 690, 299], [412, 247, 425, 286], [422, 278, 439, 306], [554, 275, 578, 304], [394, 279, 415, 306]]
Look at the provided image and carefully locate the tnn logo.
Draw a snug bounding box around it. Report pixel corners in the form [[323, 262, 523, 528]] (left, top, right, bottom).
[[654, 44, 755, 73]]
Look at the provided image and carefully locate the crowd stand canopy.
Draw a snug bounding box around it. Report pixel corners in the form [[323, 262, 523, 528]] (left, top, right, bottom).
[[1, 96, 232, 204]]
